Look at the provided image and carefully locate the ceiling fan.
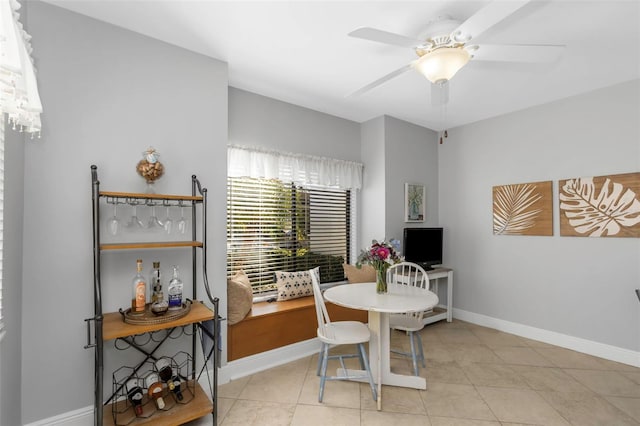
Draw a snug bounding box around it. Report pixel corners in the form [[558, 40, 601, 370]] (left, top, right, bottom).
[[347, 0, 564, 105]]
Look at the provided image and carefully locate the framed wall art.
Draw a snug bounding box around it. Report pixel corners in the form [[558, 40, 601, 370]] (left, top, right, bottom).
[[405, 183, 425, 222], [559, 172, 640, 237], [493, 180, 553, 236]]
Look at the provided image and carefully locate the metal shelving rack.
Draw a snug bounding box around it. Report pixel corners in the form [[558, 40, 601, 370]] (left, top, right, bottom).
[[86, 165, 219, 426]]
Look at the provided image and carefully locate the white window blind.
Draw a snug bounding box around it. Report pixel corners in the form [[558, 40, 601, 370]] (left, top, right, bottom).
[[227, 177, 350, 294]]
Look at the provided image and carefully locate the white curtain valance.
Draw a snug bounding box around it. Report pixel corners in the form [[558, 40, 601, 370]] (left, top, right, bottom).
[[0, 0, 42, 135], [228, 145, 363, 190]]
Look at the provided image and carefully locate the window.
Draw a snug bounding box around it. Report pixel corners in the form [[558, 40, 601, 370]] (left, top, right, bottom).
[[227, 177, 350, 294]]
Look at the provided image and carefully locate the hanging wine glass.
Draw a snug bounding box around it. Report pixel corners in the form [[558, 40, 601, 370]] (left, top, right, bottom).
[[147, 202, 164, 230], [107, 200, 120, 236], [177, 202, 189, 235], [163, 204, 173, 234], [126, 202, 145, 229]]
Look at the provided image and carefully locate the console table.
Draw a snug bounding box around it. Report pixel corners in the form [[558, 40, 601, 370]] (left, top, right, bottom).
[[424, 267, 453, 324]]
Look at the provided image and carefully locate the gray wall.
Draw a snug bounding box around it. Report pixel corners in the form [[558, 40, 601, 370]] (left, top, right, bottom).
[[439, 80, 640, 352], [384, 116, 439, 245], [21, 2, 228, 422], [1, 127, 25, 426], [229, 87, 361, 162], [360, 116, 386, 248], [359, 116, 439, 250]]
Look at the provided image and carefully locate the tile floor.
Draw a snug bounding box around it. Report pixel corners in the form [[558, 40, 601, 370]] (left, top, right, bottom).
[[191, 320, 640, 425]]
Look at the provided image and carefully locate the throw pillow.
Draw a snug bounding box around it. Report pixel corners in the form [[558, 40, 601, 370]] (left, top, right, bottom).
[[343, 263, 376, 283], [275, 270, 313, 301], [227, 270, 253, 325]]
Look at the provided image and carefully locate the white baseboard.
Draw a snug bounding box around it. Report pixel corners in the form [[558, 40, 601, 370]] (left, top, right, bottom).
[[453, 308, 640, 368], [24, 405, 93, 426], [219, 338, 320, 384]]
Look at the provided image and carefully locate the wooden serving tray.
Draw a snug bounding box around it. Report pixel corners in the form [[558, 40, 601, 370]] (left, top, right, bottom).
[[103, 301, 214, 341], [119, 301, 191, 326]]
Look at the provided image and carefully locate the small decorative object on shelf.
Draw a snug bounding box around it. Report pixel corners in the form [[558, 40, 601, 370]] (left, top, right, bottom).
[[150, 300, 169, 316], [131, 259, 147, 314], [136, 147, 164, 193], [168, 265, 183, 310], [356, 239, 403, 294]]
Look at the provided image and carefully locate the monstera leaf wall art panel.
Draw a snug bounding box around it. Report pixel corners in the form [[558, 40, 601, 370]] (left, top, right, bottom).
[[493, 181, 553, 236], [559, 172, 640, 237]]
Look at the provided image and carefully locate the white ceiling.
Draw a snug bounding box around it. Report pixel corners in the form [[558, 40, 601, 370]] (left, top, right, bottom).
[[41, 0, 640, 131]]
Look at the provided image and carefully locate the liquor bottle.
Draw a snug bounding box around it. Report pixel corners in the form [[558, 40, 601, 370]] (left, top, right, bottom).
[[131, 259, 146, 313], [125, 378, 144, 416], [167, 265, 183, 310], [150, 261, 163, 304], [144, 371, 165, 410]]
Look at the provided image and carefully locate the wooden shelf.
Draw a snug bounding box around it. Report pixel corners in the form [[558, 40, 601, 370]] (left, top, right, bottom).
[[423, 306, 447, 325], [103, 381, 213, 426], [100, 241, 203, 250], [100, 191, 202, 202], [103, 301, 214, 341]]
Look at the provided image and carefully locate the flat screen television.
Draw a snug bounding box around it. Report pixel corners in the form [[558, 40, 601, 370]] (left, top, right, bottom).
[[403, 227, 443, 271]]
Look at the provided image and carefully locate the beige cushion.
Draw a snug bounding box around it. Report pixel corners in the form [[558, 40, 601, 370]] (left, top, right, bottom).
[[343, 264, 376, 283], [275, 270, 313, 301], [227, 270, 253, 325]]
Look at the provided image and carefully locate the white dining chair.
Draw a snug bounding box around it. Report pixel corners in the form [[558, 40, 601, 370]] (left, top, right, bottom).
[[387, 262, 430, 376], [309, 267, 377, 403]]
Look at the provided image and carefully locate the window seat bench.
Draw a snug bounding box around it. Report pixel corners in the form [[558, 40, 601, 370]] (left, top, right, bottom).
[[227, 294, 367, 361]]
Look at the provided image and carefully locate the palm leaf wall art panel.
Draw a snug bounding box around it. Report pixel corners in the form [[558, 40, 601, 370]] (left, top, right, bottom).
[[493, 181, 553, 236], [559, 172, 640, 237]]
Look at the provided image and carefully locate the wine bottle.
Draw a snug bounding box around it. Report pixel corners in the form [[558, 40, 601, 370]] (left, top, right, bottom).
[[155, 357, 177, 395], [167, 265, 183, 310], [144, 371, 165, 410], [155, 358, 172, 384], [125, 378, 144, 416], [131, 259, 146, 313], [170, 374, 184, 401]]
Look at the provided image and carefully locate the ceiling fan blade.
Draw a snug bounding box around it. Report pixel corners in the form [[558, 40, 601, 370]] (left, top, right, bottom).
[[471, 44, 565, 63], [452, 0, 530, 42], [348, 27, 421, 48], [347, 64, 411, 98], [431, 82, 449, 107], [347, 64, 413, 98]]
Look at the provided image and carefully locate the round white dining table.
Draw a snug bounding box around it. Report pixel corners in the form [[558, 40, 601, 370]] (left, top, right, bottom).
[[323, 282, 438, 410]]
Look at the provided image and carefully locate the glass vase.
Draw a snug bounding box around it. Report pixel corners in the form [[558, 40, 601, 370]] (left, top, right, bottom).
[[376, 267, 388, 294]]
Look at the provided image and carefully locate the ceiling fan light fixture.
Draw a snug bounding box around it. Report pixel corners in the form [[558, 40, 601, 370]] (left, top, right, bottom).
[[413, 47, 470, 84]]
